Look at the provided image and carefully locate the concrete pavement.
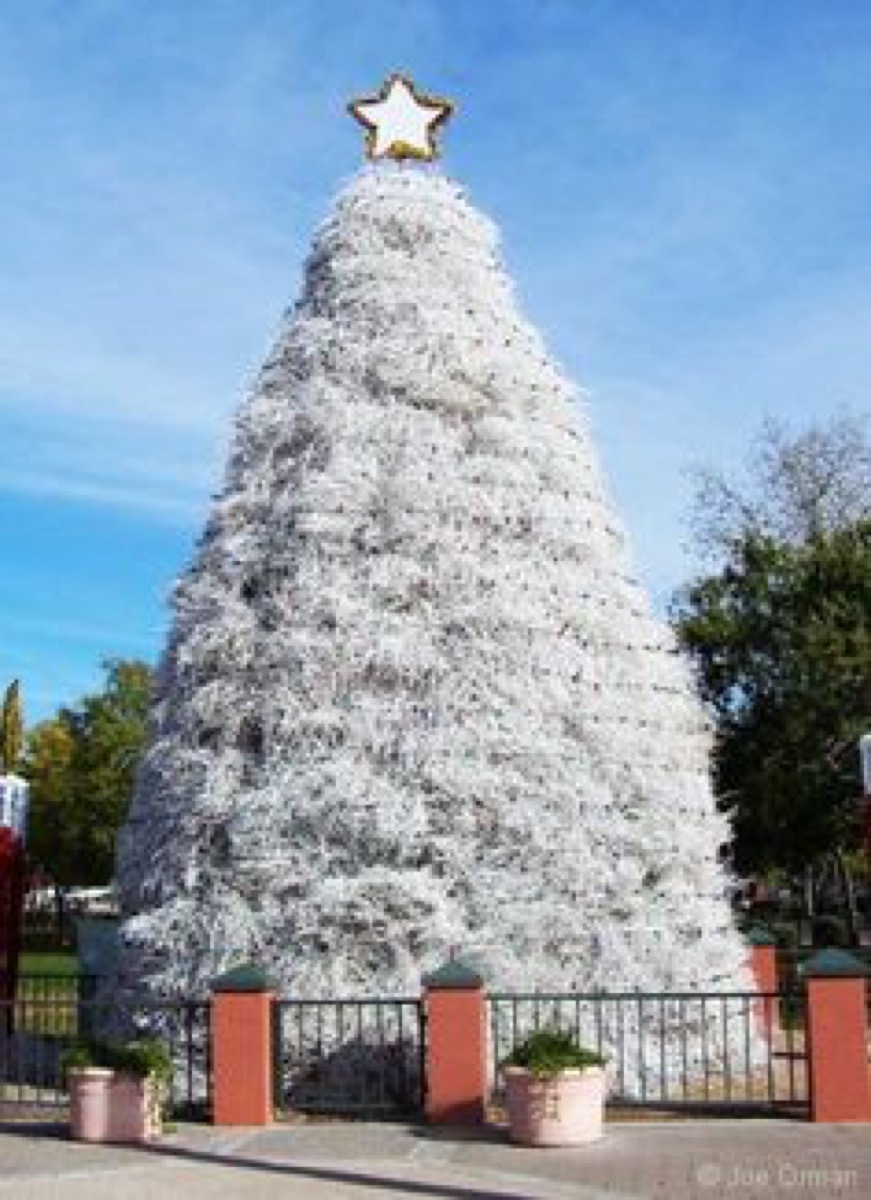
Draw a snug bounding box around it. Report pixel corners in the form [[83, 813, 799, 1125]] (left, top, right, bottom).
[[0, 1118, 868, 1199]]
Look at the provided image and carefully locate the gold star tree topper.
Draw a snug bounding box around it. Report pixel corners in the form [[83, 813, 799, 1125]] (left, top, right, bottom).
[[349, 74, 453, 162]]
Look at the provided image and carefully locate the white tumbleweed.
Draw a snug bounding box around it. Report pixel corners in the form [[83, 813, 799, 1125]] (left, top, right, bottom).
[[114, 167, 755, 1061]]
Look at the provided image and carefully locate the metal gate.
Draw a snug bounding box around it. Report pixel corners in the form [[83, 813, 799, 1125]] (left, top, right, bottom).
[[273, 996, 425, 1118], [489, 989, 809, 1117], [0, 977, 211, 1120]]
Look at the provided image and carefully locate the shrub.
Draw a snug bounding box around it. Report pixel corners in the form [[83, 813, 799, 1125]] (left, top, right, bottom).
[[60, 1044, 95, 1075], [746, 900, 778, 924], [770, 922, 799, 949], [811, 915, 850, 948], [502, 1029, 605, 1078], [61, 1038, 173, 1086]]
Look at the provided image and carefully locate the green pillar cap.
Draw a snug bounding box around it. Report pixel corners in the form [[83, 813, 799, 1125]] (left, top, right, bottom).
[[212, 963, 276, 993], [422, 959, 484, 990], [746, 926, 777, 947], [802, 948, 869, 978]]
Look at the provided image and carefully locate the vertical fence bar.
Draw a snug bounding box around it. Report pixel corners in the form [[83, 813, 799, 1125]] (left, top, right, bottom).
[[185, 1003, 196, 1114], [297, 1003, 304, 1107], [417, 999, 427, 1113], [701, 996, 710, 1101], [376, 1001, 386, 1111], [397, 1002, 406, 1106], [678, 998, 686, 1101], [764, 994, 776, 1104], [490, 999, 499, 1097], [722, 996, 731, 1102], [271, 1000, 283, 1114], [315, 1001, 323, 1086], [786, 995, 797, 1103], [356, 1002, 365, 1111]]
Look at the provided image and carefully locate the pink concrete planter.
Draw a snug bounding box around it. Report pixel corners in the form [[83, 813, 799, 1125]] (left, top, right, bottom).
[[505, 1066, 606, 1146], [69, 1067, 161, 1143]]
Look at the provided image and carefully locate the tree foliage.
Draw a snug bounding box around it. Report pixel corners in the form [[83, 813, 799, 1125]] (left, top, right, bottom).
[[687, 412, 871, 562], [1, 679, 24, 773], [672, 522, 871, 873], [24, 660, 152, 886]]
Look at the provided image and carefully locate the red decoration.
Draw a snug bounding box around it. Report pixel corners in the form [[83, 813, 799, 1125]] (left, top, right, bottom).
[[0, 824, 25, 1006]]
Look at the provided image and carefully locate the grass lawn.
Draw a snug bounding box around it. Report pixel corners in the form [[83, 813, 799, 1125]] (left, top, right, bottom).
[[18, 951, 79, 976]]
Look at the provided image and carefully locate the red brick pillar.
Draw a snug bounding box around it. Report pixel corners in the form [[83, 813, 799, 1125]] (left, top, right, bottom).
[[211, 964, 275, 1126], [804, 949, 871, 1123], [747, 926, 780, 1036], [423, 960, 487, 1125]]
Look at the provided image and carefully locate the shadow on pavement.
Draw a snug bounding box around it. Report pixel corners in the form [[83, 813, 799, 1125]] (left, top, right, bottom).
[[139, 1137, 536, 1200], [0, 1120, 68, 1138], [409, 1125, 509, 1144]]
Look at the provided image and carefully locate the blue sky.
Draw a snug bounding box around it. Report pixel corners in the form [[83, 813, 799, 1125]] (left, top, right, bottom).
[[2, 0, 869, 724]]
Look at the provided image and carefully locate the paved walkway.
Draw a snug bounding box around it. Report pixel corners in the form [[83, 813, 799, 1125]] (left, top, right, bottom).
[[0, 1118, 868, 1199]]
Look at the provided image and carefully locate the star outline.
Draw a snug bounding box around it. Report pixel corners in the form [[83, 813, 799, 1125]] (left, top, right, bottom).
[[348, 73, 454, 162]]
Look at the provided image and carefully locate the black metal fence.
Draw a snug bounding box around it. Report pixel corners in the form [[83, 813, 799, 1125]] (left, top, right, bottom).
[[273, 997, 425, 1118], [19, 904, 75, 953], [1, 978, 822, 1124], [0, 976, 211, 1120], [12, 973, 92, 1037], [489, 990, 808, 1116]]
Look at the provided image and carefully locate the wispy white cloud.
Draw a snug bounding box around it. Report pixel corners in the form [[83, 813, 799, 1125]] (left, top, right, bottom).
[[1, 397, 221, 521], [558, 255, 871, 610], [0, 466, 206, 523], [1, 0, 869, 719]]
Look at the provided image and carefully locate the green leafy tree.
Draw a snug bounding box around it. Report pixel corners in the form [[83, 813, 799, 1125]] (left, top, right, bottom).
[[24, 660, 152, 885], [0, 679, 24, 773], [24, 717, 77, 881], [672, 523, 871, 875]]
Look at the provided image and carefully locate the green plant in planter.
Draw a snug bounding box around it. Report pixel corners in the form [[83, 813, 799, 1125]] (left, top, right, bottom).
[[62, 1037, 173, 1083], [61, 1037, 173, 1128], [109, 1040, 174, 1087], [502, 1029, 606, 1078], [61, 1043, 99, 1076]]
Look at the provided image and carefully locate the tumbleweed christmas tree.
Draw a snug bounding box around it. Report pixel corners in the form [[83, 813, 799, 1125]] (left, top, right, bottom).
[[116, 76, 752, 1003]]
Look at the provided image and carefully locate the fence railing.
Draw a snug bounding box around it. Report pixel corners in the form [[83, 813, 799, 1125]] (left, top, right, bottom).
[[12, 973, 97, 1037], [273, 997, 425, 1118], [18, 888, 118, 953], [19, 905, 77, 953], [489, 990, 808, 1114], [0, 979, 210, 1120], [2, 977, 827, 1124]]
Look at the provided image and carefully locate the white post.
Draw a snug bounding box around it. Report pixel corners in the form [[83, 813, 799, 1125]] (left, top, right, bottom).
[[0, 774, 29, 843]]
